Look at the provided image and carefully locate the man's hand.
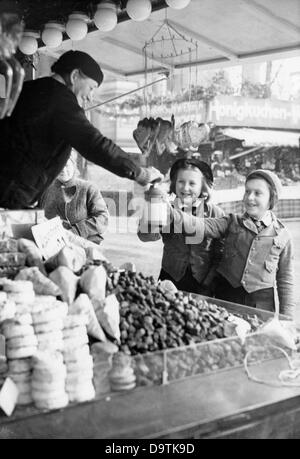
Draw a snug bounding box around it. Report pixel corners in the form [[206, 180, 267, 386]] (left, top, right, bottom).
[[62, 219, 72, 230], [147, 166, 164, 184], [136, 166, 163, 186]]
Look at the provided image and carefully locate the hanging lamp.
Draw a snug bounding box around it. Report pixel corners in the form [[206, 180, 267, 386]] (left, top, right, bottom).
[[166, 0, 191, 9], [42, 22, 64, 48], [94, 1, 118, 32], [126, 0, 152, 22], [66, 13, 89, 41], [19, 31, 39, 55]]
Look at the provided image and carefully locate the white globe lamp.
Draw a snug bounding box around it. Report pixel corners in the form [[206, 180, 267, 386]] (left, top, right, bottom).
[[94, 2, 118, 32], [42, 22, 64, 48], [19, 31, 39, 55], [66, 13, 88, 41], [166, 0, 191, 9], [126, 0, 152, 22]]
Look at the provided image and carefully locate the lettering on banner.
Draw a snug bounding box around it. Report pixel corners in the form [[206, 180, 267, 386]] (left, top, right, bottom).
[[209, 95, 300, 129]]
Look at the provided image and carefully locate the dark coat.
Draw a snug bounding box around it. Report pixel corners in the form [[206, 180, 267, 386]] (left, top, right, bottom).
[[41, 178, 109, 245], [0, 77, 140, 209]]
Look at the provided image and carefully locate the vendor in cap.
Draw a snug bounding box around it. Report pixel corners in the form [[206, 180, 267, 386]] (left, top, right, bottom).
[[138, 158, 225, 296], [0, 50, 162, 209]]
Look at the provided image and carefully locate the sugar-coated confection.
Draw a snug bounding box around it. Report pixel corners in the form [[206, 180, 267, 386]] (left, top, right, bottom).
[[7, 334, 38, 350], [9, 371, 31, 383], [32, 308, 64, 325], [0, 291, 8, 303], [1, 323, 35, 339], [32, 350, 64, 369], [31, 379, 66, 392], [110, 380, 136, 392], [13, 312, 33, 326], [63, 326, 87, 340], [65, 355, 93, 373], [34, 319, 63, 334], [36, 331, 63, 343], [37, 340, 64, 352], [7, 346, 37, 359], [63, 345, 91, 363], [67, 383, 95, 403], [8, 358, 32, 374], [63, 314, 89, 329], [32, 366, 67, 384], [17, 392, 33, 406], [2, 280, 33, 294], [33, 392, 69, 411], [63, 334, 89, 352], [8, 291, 35, 305], [66, 369, 94, 387]]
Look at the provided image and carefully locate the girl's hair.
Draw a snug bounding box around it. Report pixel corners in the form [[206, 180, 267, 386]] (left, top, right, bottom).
[[169, 158, 213, 195], [245, 172, 276, 209]]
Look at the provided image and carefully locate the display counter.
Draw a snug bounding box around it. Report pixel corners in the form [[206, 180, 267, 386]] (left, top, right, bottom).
[[1, 357, 300, 439], [0, 288, 297, 439]]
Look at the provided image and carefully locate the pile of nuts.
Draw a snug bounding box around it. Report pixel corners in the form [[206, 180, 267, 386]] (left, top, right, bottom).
[[108, 271, 263, 356]]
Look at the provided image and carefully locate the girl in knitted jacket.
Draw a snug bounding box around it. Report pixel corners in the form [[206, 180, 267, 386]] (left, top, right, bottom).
[[138, 158, 224, 296]]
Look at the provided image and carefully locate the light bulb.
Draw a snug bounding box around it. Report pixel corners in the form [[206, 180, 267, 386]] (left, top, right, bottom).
[[42, 22, 64, 48], [19, 31, 39, 55], [166, 0, 191, 9], [94, 2, 118, 32], [66, 13, 88, 41], [126, 0, 152, 22]]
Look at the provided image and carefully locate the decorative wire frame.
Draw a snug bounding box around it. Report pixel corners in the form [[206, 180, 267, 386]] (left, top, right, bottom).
[[142, 10, 198, 117]]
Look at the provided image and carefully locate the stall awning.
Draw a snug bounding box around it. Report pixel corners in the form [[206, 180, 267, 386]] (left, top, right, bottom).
[[222, 128, 300, 148]]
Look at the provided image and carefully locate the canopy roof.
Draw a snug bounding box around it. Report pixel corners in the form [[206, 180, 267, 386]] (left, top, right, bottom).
[[223, 127, 300, 147], [32, 0, 300, 78]]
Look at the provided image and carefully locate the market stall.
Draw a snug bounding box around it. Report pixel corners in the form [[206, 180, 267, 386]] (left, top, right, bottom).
[[1, 0, 300, 440], [0, 232, 299, 439]]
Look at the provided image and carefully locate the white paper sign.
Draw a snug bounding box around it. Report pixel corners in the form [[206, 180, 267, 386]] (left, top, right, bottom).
[[0, 378, 18, 417], [31, 217, 68, 260]]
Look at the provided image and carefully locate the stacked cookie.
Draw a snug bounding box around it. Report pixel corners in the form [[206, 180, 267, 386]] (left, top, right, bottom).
[[0, 279, 35, 309], [91, 341, 118, 396], [31, 351, 68, 410], [109, 352, 136, 392], [8, 358, 33, 406], [63, 315, 95, 403], [1, 314, 37, 361], [0, 291, 16, 323], [31, 296, 68, 352], [0, 239, 26, 278], [1, 309, 37, 406]]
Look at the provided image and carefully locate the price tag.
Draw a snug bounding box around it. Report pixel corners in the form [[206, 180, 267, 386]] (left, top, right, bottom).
[[0, 378, 18, 416], [31, 217, 68, 260]]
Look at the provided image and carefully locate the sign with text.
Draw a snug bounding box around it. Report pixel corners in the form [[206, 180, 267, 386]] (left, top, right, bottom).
[[0, 378, 18, 417], [209, 95, 300, 130], [31, 217, 68, 260]]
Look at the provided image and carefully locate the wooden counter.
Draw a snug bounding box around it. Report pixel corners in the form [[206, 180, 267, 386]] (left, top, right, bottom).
[[1, 357, 300, 439]]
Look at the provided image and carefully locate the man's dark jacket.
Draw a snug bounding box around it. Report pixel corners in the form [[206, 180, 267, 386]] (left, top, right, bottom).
[[0, 77, 140, 209]]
